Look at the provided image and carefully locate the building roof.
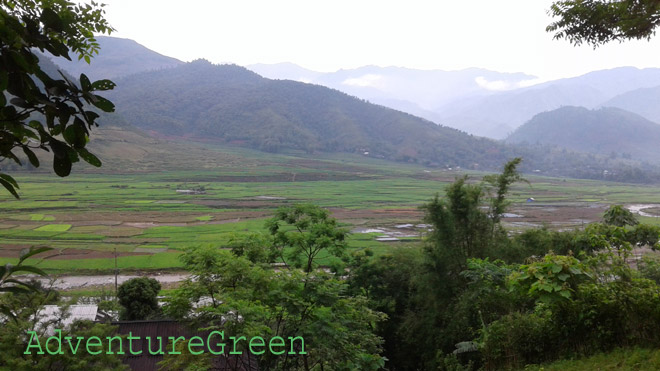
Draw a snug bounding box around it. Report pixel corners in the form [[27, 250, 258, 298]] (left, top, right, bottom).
[[33, 304, 98, 335], [113, 320, 258, 371]]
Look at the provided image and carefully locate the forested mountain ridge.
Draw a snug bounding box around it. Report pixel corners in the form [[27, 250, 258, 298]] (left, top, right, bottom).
[[106, 59, 510, 168], [507, 106, 660, 162], [26, 54, 660, 183], [51, 36, 183, 80]]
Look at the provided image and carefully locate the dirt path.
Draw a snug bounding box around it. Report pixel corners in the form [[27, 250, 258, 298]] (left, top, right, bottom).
[[39, 273, 190, 290]]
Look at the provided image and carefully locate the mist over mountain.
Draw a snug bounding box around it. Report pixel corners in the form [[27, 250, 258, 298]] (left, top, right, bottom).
[[438, 67, 660, 139], [51, 36, 183, 80], [250, 63, 660, 140], [601, 85, 660, 124], [507, 106, 660, 162], [248, 63, 537, 127]]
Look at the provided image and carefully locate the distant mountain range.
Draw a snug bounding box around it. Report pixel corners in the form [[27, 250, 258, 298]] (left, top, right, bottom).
[[602, 85, 660, 124], [40, 36, 660, 182], [507, 106, 660, 162], [251, 64, 660, 139]]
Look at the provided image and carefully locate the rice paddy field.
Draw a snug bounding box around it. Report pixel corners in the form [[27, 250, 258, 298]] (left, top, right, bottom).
[[3, 145, 660, 274]]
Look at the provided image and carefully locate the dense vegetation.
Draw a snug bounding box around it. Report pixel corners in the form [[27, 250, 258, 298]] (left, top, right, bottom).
[[6, 159, 660, 370], [344, 159, 660, 370]]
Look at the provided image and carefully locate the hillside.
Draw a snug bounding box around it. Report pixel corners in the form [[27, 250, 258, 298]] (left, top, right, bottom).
[[438, 67, 660, 139], [507, 106, 660, 162], [51, 36, 183, 80], [602, 85, 660, 124], [20, 54, 660, 183], [106, 59, 510, 169]]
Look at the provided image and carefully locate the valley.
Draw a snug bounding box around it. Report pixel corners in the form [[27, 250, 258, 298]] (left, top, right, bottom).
[[3, 141, 660, 278]]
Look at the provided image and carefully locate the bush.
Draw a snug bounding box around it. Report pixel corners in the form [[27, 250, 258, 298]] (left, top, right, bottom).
[[118, 277, 162, 320]]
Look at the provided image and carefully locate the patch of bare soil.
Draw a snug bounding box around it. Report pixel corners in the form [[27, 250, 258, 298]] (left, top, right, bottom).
[[329, 208, 425, 225], [504, 203, 607, 229]]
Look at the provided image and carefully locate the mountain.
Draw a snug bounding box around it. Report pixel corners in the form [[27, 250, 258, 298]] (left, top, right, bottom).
[[506, 106, 660, 162], [247, 63, 536, 125], [601, 85, 660, 124], [247, 62, 322, 83], [106, 59, 511, 168], [20, 53, 660, 183], [439, 67, 660, 139], [51, 36, 183, 80]]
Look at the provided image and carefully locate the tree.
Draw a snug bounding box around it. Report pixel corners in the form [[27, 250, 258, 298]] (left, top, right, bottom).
[[164, 243, 386, 371], [603, 204, 639, 227], [117, 277, 161, 320], [422, 158, 524, 273], [547, 0, 660, 47], [266, 204, 348, 273], [0, 0, 115, 198], [484, 157, 526, 227]]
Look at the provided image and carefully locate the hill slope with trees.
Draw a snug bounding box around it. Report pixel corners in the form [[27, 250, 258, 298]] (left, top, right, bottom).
[[51, 36, 183, 80], [107, 59, 510, 168], [507, 106, 660, 162]]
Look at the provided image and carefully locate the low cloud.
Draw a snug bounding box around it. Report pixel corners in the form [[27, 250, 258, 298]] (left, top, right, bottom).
[[475, 76, 543, 91], [342, 74, 385, 88]]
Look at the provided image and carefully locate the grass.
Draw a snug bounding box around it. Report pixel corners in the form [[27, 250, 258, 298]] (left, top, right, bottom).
[[34, 224, 72, 232], [525, 347, 660, 370]]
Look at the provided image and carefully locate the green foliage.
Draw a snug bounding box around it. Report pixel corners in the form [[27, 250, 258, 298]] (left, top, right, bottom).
[[347, 247, 424, 369], [0, 286, 126, 370], [547, 0, 660, 47], [639, 255, 660, 284], [0, 246, 52, 322], [423, 159, 523, 274], [266, 204, 348, 273], [483, 157, 526, 225], [226, 232, 275, 264], [117, 276, 161, 320], [165, 243, 386, 370], [508, 254, 592, 304], [526, 347, 660, 371], [0, 0, 115, 197], [603, 204, 639, 227]]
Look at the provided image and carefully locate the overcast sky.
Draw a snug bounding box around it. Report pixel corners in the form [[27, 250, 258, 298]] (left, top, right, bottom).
[[98, 0, 660, 81]]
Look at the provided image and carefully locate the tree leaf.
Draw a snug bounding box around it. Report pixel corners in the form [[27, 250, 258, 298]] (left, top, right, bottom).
[[53, 155, 72, 177], [77, 147, 102, 167], [0, 178, 20, 199], [80, 73, 91, 92], [19, 246, 53, 263], [91, 79, 116, 91], [40, 7, 64, 32], [90, 95, 114, 112]]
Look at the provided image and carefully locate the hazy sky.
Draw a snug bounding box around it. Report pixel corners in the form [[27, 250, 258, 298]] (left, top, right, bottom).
[[98, 0, 660, 80]]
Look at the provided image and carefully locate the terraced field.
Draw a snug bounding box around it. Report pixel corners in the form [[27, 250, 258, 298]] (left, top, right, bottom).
[[3, 145, 660, 273]]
